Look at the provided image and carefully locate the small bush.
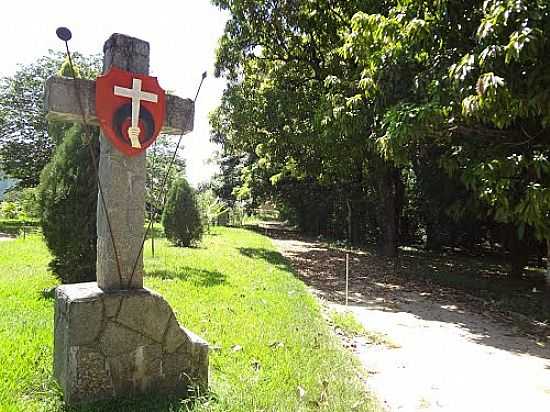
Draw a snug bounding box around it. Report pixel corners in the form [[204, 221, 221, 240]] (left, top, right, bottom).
[[0, 201, 19, 219], [162, 177, 203, 247], [37, 124, 99, 283], [2, 187, 40, 219]]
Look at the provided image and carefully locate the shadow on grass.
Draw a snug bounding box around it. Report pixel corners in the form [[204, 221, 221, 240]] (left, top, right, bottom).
[[237, 247, 296, 278], [238, 247, 289, 268], [147, 266, 226, 287], [63, 393, 212, 412]]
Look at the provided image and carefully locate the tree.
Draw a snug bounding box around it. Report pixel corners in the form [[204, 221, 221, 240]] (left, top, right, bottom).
[[197, 187, 228, 232], [212, 0, 405, 254], [0, 52, 100, 187], [448, 0, 550, 268], [212, 0, 549, 276], [37, 124, 99, 283], [162, 177, 203, 247], [1, 187, 40, 219], [343, 0, 549, 275]]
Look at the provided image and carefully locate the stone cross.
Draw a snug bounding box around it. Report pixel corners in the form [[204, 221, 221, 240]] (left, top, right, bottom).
[[45, 33, 208, 405], [45, 34, 193, 290]]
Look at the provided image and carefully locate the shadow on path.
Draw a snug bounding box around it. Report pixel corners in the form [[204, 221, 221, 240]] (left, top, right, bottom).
[[258, 222, 550, 359]]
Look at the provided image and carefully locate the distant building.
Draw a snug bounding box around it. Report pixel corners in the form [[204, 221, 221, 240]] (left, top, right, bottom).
[[0, 171, 17, 200]]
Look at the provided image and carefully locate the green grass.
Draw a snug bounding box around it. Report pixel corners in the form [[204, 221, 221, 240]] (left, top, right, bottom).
[[329, 311, 366, 337], [329, 310, 399, 348], [0, 227, 376, 411]]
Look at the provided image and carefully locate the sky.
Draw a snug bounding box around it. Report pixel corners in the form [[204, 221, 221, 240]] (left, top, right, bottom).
[[0, 0, 229, 186]]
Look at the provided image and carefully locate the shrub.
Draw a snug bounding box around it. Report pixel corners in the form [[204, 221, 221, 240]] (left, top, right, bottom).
[[162, 177, 203, 247], [0, 201, 19, 219], [2, 187, 40, 219], [37, 124, 99, 283]]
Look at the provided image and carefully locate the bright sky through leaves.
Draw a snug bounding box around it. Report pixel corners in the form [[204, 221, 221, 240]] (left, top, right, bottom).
[[0, 0, 228, 186]]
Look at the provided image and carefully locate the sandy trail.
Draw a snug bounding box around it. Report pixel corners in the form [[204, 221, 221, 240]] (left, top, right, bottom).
[[271, 233, 550, 412]]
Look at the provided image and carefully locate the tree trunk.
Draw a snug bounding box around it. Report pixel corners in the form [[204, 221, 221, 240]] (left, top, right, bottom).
[[426, 219, 444, 251], [546, 239, 550, 287], [509, 231, 529, 278], [346, 199, 352, 244], [376, 164, 400, 257]]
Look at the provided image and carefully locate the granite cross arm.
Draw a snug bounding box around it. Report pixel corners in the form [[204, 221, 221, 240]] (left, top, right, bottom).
[[44, 61, 195, 290], [44, 76, 194, 135]]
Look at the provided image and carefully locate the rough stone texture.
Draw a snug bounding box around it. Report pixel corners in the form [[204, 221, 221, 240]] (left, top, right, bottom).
[[44, 33, 194, 290], [54, 282, 209, 405], [97, 34, 148, 290], [44, 78, 194, 135]]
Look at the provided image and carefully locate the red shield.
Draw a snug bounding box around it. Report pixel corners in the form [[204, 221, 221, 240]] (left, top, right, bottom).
[[96, 67, 165, 156]]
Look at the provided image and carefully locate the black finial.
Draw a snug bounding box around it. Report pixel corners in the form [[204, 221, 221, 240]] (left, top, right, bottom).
[[56, 27, 72, 42], [194, 71, 208, 102]]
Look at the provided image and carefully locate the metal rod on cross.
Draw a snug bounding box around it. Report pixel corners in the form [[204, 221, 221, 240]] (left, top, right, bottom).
[[149, 142, 158, 258], [127, 70, 209, 287], [55, 27, 124, 287], [195, 71, 207, 102]]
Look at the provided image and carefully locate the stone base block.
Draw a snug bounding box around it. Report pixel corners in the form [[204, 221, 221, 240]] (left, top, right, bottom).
[[54, 282, 208, 405]]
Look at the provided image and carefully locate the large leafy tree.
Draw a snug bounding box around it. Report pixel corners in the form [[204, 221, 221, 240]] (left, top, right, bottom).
[[212, 0, 407, 254], [0, 52, 100, 187], [449, 0, 550, 242], [343, 0, 549, 274], [212, 0, 549, 274]]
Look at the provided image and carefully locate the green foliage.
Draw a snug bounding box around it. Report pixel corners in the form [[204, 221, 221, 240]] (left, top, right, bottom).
[[0, 52, 100, 187], [212, 0, 549, 273], [37, 125, 99, 283], [162, 177, 203, 247], [343, 0, 550, 242], [0, 219, 39, 238], [0, 201, 18, 219], [197, 188, 228, 230], [2, 187, 40, 219], [211, 0, 402, 251]]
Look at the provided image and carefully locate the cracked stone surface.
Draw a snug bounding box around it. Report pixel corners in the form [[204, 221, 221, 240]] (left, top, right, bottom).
[[54, 282, 209, 405]]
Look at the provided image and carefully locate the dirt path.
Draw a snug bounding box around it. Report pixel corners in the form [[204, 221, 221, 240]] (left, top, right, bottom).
[[268, 228, 550, 412]]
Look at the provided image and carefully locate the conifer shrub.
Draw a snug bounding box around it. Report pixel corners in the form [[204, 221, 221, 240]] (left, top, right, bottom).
[[162, 177, 203, 247], [37, 124, 99, 283]]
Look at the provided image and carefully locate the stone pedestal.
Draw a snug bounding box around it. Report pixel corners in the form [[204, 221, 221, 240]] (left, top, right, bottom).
[[54, 283, 208, 404]]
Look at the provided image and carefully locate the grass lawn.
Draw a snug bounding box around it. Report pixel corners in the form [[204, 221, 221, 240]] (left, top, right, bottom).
[[0, 227, 376, 411]]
